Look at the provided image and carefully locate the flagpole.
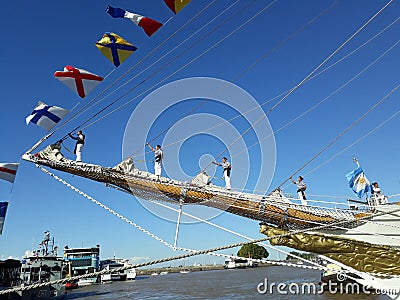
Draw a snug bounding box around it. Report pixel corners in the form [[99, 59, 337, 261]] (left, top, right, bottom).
[[353, 156, 360, 168]]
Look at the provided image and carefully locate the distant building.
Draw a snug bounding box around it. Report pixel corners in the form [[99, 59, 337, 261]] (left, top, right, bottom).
[[63, 245, 100, 283], [0, 259, 21, 287]]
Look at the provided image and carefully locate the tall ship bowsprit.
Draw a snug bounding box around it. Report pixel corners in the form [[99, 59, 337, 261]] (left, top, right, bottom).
[[2, 1, 400, 299], [21, 142, 400, 296]]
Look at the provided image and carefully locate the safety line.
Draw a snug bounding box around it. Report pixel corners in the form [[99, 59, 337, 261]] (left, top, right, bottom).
[[202, 0, 396, 171], [277, 81, 400, 188], [25, 0, 221, 153]]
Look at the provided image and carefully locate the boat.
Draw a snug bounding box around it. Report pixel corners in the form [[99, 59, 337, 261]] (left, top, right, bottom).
[[319, 262, 371, 294], [100, 258, 129, 282], [77, 278, 96, 287], [224, 258, 247, 269], [126, 268, 137, 280], [64, 245, 100, 287], [10, 2, 400, 298], [179, 270, 190, 274], [21, 139, 400, 296], [224, 256, 257, 269], [0, 231, 66, 300], [159, 271, 168, 275], [247, 260, 258, 268], [64, 281, 78, 290], [150, 272, 158, 276]]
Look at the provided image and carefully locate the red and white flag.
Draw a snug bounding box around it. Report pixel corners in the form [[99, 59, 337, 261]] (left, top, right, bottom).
[[106, 6, 162, 37], [0, 163, 19, 183], [54, 66, 104, 98], [125, 11, 162, 37]]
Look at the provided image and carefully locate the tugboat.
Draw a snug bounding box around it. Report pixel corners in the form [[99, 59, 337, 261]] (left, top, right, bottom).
[[0, 231, 66, 300], [319, 261, 372, 294]]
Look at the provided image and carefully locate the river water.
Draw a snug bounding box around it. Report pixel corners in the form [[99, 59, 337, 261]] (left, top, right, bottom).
[[66, 266, 389, 299]]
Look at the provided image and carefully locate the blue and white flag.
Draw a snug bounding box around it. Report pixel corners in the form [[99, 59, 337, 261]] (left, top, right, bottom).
[[26, 102, 69, 131], [106, 6, 163, 37], [0, 202, 8, 235], [346, 165, 371, 198]]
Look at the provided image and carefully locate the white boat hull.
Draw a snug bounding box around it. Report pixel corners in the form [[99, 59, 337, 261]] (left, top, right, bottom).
[[77, 278, 97, 287], [126, 269, 137, 280], [316, 205, 400, 248]]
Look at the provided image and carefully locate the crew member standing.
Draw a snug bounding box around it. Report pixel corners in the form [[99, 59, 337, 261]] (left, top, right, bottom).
[[147, 143, 163, 178], [371, 182, 387, 205], [212, 157, 232, 190], [290, 175, 307, 205], [69, 130, 85, 162]]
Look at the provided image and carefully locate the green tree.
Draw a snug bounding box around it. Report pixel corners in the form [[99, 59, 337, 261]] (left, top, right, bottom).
[[286, 251, 300, 260], [237, 243, 269, 259]]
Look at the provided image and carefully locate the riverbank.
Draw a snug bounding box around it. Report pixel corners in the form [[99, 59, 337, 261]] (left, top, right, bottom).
[[136, 262, 271, 275]]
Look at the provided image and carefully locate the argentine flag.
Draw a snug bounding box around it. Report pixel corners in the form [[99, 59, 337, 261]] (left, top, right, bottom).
[[346, 165, 371, 198], [26, 102, 69, 131]]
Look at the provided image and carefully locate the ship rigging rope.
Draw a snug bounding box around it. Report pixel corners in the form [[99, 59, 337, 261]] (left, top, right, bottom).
[[106, 172, 400, 243], [108, 181, 335, 273], [43, 0, 267, 144], [143, 198, 400, 272], [277, 81, 400, 189], [34, 164, 332, 273], [34, 164, 316, 269], [110, 184, 333, 271], [26, 0, 221, 153], [78, 0, 279, 133], [37, 164, 400, 247], [3, 168, 400, 296], [129, 0, 338, 158], [302, 108, 400, 178], [230, 37, 400, 164], [29, 0, 271, 150], [59, 0, 249, 139], [139, 200, 389, 286], [32, 154, 400, 243], [201, 0, 396, 172], [134, 14, 400, 160]]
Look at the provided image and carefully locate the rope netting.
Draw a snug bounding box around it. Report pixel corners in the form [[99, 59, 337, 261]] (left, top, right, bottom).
[[23, 147, 372, 233], [2, 162, 398, 296]]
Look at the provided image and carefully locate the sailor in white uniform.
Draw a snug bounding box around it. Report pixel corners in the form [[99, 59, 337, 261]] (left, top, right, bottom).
[[290, 175, 307, 205], [212, 157, 232, 190], [147, 143, 163, 178], [69, 130, 85, 162]]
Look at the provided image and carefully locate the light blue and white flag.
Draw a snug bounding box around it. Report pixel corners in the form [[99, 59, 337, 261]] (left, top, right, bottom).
[[0, 202, 8, 235], [346, 164, 371, 198], [26, 102, 69, 131]]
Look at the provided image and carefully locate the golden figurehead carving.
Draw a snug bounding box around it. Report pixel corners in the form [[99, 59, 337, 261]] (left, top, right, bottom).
[[260, 224, 400, 276]]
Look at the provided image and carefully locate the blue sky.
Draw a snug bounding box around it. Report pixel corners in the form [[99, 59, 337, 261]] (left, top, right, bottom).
[[1, 0, 399, 265]]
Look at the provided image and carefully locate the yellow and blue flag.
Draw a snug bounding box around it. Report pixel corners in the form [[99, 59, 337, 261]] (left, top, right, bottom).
[[164, 0, 191, 14], [96, 32, 137, 67]]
